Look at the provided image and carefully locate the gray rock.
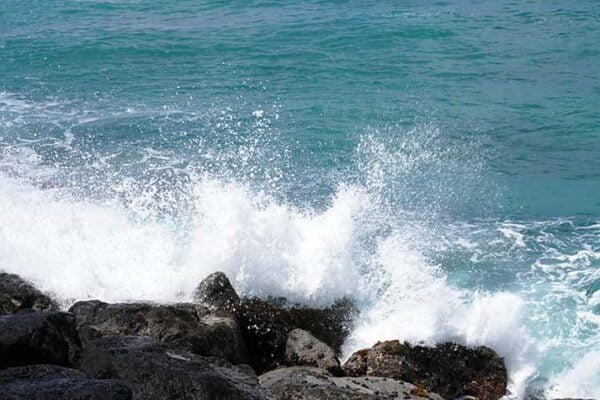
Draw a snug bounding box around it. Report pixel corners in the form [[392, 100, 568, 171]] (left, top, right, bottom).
[[343, 340, 507, 400], [193, 272, 240, 315], [0, 311, 80, 369], [77, 336, 272, 400], [69, 300, 247, 364], [259, 366, 444, 400], [285, 329, 342, 376], [0, 364, 131, 400], [0, 273, 57, 315]]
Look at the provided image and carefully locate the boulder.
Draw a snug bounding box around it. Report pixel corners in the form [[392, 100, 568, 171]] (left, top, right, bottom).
[[237, 297, 356, 373], [343, 340, 507, 400], [0, 311, 80, 369], [0, 273, 57, 315], [69, 300, 247, 364], [259, 366, 444, 400], [0, 364, 131, 400], [77, 336, 272, 400], [285, 329, 342, 376], [193, 272, 240, 315]]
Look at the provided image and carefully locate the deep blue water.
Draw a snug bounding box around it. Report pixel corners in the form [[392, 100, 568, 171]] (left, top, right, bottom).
[[1, 1, 598, 398]]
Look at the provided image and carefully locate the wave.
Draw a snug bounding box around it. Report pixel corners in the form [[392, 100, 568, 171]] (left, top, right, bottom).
[[0, 166, 537, 398], [1, 95, 598, 398]]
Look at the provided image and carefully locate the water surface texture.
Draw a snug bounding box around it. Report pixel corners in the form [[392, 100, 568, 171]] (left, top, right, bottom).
[[1, 1, 599, 398]]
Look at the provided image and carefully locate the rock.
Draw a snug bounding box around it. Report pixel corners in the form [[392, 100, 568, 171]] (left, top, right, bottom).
[[259, 366, 444, 400], [341, 348, 368, 376], [285, 329, 342, 376], [237, 297, 357, 373], [0, 364, 132, 400], [69, 300, 247, 364], [0, 311, 81, 369], [343, 340, 507, 400], [0, 273, 57, 315], [77, 336, 272, 400], [236, 298, 289, 374], [193, 272, 240, 315]]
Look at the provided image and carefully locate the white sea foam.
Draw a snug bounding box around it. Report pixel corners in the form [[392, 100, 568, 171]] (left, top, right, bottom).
[[547, 351, 600, 399], [0, 124, 597, 399], [0, 165, 537, 398]]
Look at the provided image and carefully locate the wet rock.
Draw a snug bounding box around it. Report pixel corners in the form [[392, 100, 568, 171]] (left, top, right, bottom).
[[236, 298, 289, 374], [0, 364, 132, 400], [0, 311, 80, 369], [193, 272, 240, 315], [237, 297, 357, 373], [69, 300, 247, 364], [259, 366, 444, 400], [343, 340, 507, 400], [0, 273, 57, 315], [285, 329, 342, 376], [78, 336, 271, 400]]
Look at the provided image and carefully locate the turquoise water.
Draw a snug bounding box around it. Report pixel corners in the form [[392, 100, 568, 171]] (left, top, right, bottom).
[[1, 1, 598, 398]]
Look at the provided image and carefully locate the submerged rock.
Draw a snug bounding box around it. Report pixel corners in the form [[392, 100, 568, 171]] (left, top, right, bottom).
[[0, 311, 80, 369], [343, 340, 507, 400], [237, 297, 357, 373], [78, 336, 271, 400], [285, 329, 342, 376], [259, 366, 444, 400], [69, 300, 247, 364], [0, 364, 132, 400], [0, 273, 57, 315]]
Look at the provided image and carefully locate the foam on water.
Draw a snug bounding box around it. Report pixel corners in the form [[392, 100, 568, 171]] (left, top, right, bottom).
[[0, 96, 597, 399], [548, 350, 600, 399], [0, 158, 535, 398]]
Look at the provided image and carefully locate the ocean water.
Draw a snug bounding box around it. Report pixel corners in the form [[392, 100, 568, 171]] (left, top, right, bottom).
[[0, 1, 599, 398]]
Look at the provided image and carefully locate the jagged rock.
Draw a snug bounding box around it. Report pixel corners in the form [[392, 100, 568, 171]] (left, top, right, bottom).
[[237, 297, 357, 373], [193, 272, 240, 315], [343, 340, 507, 400], [0, 311, 81, 369], [342, 347, 368, 376], [77, 336, 272, 400], [285, 329, 342, 376], [69, 300, 247, 364], [259, 366, 444, 400], [0, 364, 132, 400], [0, 273, 57, 315]]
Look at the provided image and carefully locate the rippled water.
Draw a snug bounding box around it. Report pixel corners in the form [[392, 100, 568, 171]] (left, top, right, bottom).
[[1, 1, 598, 398]]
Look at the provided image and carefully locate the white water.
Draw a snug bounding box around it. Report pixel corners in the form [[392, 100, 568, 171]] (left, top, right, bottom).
[[0, 167, 541, 398], [0, 105, 597, 398]]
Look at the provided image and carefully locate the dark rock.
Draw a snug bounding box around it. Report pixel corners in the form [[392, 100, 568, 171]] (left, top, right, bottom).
[[285, 329, 342, 376], [236, 298, 288, 374], [77, 336, 272, 400], [0, 311, 80, 369], [343, 340, 507, 400], [259, 366, 444, 400], [69, 300, 247, 364], [237, 297, 357, 373], [193, 272, 240, 315], [0, 364, 131, 400], [0, 273, 57, 315]]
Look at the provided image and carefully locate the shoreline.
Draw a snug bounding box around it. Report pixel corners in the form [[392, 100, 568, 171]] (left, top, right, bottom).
[[0, 271, 585, 400]]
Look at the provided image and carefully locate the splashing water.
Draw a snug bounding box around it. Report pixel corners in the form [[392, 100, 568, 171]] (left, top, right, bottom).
[[1, 98, 596, 398], [1, 0, 599, 396]]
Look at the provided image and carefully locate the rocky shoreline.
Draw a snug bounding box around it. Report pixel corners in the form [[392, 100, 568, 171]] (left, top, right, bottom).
[[0, 271, 582, 400]]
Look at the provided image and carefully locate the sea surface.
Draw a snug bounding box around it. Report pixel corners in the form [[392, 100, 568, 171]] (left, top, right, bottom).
[[1, 1, 599, 398]]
